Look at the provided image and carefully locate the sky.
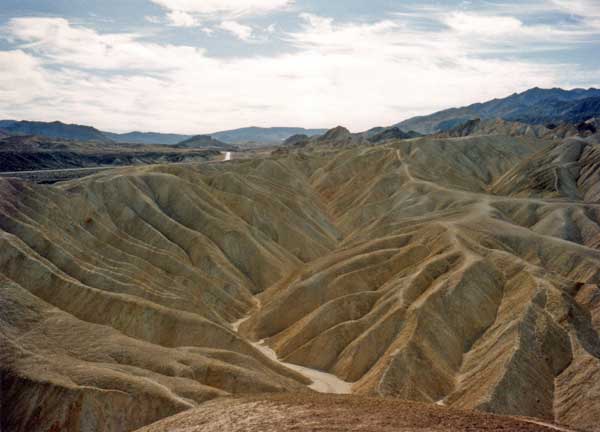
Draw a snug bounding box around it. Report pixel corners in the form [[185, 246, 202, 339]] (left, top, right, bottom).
[[0, 0, 599, 134]]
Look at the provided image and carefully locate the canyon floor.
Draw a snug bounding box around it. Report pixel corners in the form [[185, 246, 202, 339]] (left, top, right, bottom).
[[1, 131, 600, 431]]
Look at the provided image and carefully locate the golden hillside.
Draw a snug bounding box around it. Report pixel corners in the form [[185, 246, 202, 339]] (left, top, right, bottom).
[[2, 133, 599, 431]]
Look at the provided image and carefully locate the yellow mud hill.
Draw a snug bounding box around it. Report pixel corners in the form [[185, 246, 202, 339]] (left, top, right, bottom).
[[2, 132, 600, 431]]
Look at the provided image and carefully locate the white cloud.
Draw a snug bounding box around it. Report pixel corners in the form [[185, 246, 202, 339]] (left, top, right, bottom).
[[166, 10, 198, 27], [0, 14, 597, 134], [219, 20, 253, 40], [444, 12, 524, 37], [150, 0, 293, 20], [396, 2, 600, 46], [0, 50, 49, 105], [4, 17, 205, 70], [292, 14, 400, 53], [144, 15, 162, 24], [549, 0, 600, 30], [550, 0, 600, 17]]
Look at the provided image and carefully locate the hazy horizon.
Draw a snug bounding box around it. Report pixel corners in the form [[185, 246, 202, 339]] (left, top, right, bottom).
[[1, 0, 599, 134], [3, 84, 600, 136]]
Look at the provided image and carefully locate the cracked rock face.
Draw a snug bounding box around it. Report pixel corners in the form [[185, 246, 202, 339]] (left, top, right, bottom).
[[2, 134, 600, 432]]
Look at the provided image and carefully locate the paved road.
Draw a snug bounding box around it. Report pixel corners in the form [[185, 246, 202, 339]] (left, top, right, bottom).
[[0, 165, 117, 176], [0, 151, 234, 183]]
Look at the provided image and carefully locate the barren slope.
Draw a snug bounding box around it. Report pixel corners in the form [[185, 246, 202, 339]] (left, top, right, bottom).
[[2, 133, 600, 431], [135, 393, 574, 432], [0, 135, 220, 173]]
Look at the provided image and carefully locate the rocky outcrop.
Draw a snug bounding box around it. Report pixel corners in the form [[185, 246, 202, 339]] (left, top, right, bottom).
[[318, 126, 354, 144], [174, 135, 237, 151], [283, 134, 310, 147], [438, 118, 582, 140], [367, 127, 419, 143]]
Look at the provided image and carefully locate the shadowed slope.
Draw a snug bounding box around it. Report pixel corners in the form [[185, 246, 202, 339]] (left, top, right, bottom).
[[244, 136, 600, 431]]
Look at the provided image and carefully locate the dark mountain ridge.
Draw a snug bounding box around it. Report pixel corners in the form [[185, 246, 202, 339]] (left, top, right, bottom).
[[0, 134, 219, 175], [210, 126, 327, 144], [5, 87, 598, 146], [106, 127, 328, 145], [0, 120, 112, 143], [0, 121, 327, 146], [103, 131, 191, 145], [396, 87, 600, 134]]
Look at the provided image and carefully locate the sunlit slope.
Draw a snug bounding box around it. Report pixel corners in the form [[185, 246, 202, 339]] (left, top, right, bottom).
[[0, 159, 337, 431], [244, 136, 600, 431], [135, 393, 568, 432], [2, 134, 600, 431]]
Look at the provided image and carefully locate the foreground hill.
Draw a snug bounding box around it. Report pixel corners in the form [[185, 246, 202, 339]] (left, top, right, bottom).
[[396, 87, 600, 134], [1, 132, 600, 431], [136, 394, 570, 432]]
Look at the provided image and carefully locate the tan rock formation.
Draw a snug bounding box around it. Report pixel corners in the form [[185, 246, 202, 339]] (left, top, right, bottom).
[[135, 393, 575, 432], [2, 134, 600, 431]]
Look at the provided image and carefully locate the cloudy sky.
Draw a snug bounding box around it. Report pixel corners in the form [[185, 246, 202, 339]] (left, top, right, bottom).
[[1, 0, 599, 134]]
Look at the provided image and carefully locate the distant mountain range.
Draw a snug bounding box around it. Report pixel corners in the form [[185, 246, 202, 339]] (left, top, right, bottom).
[[396, 87, 600, 134], [105, 127, 327, 145], [103, 131, 190, 145], [107, 126, 327, 145], [0, 120, 111, 143], [0, 120, 327, 146], [4, 88, 600, 145], [209, 127, 327, 144], [174, 135, 238, 151]]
